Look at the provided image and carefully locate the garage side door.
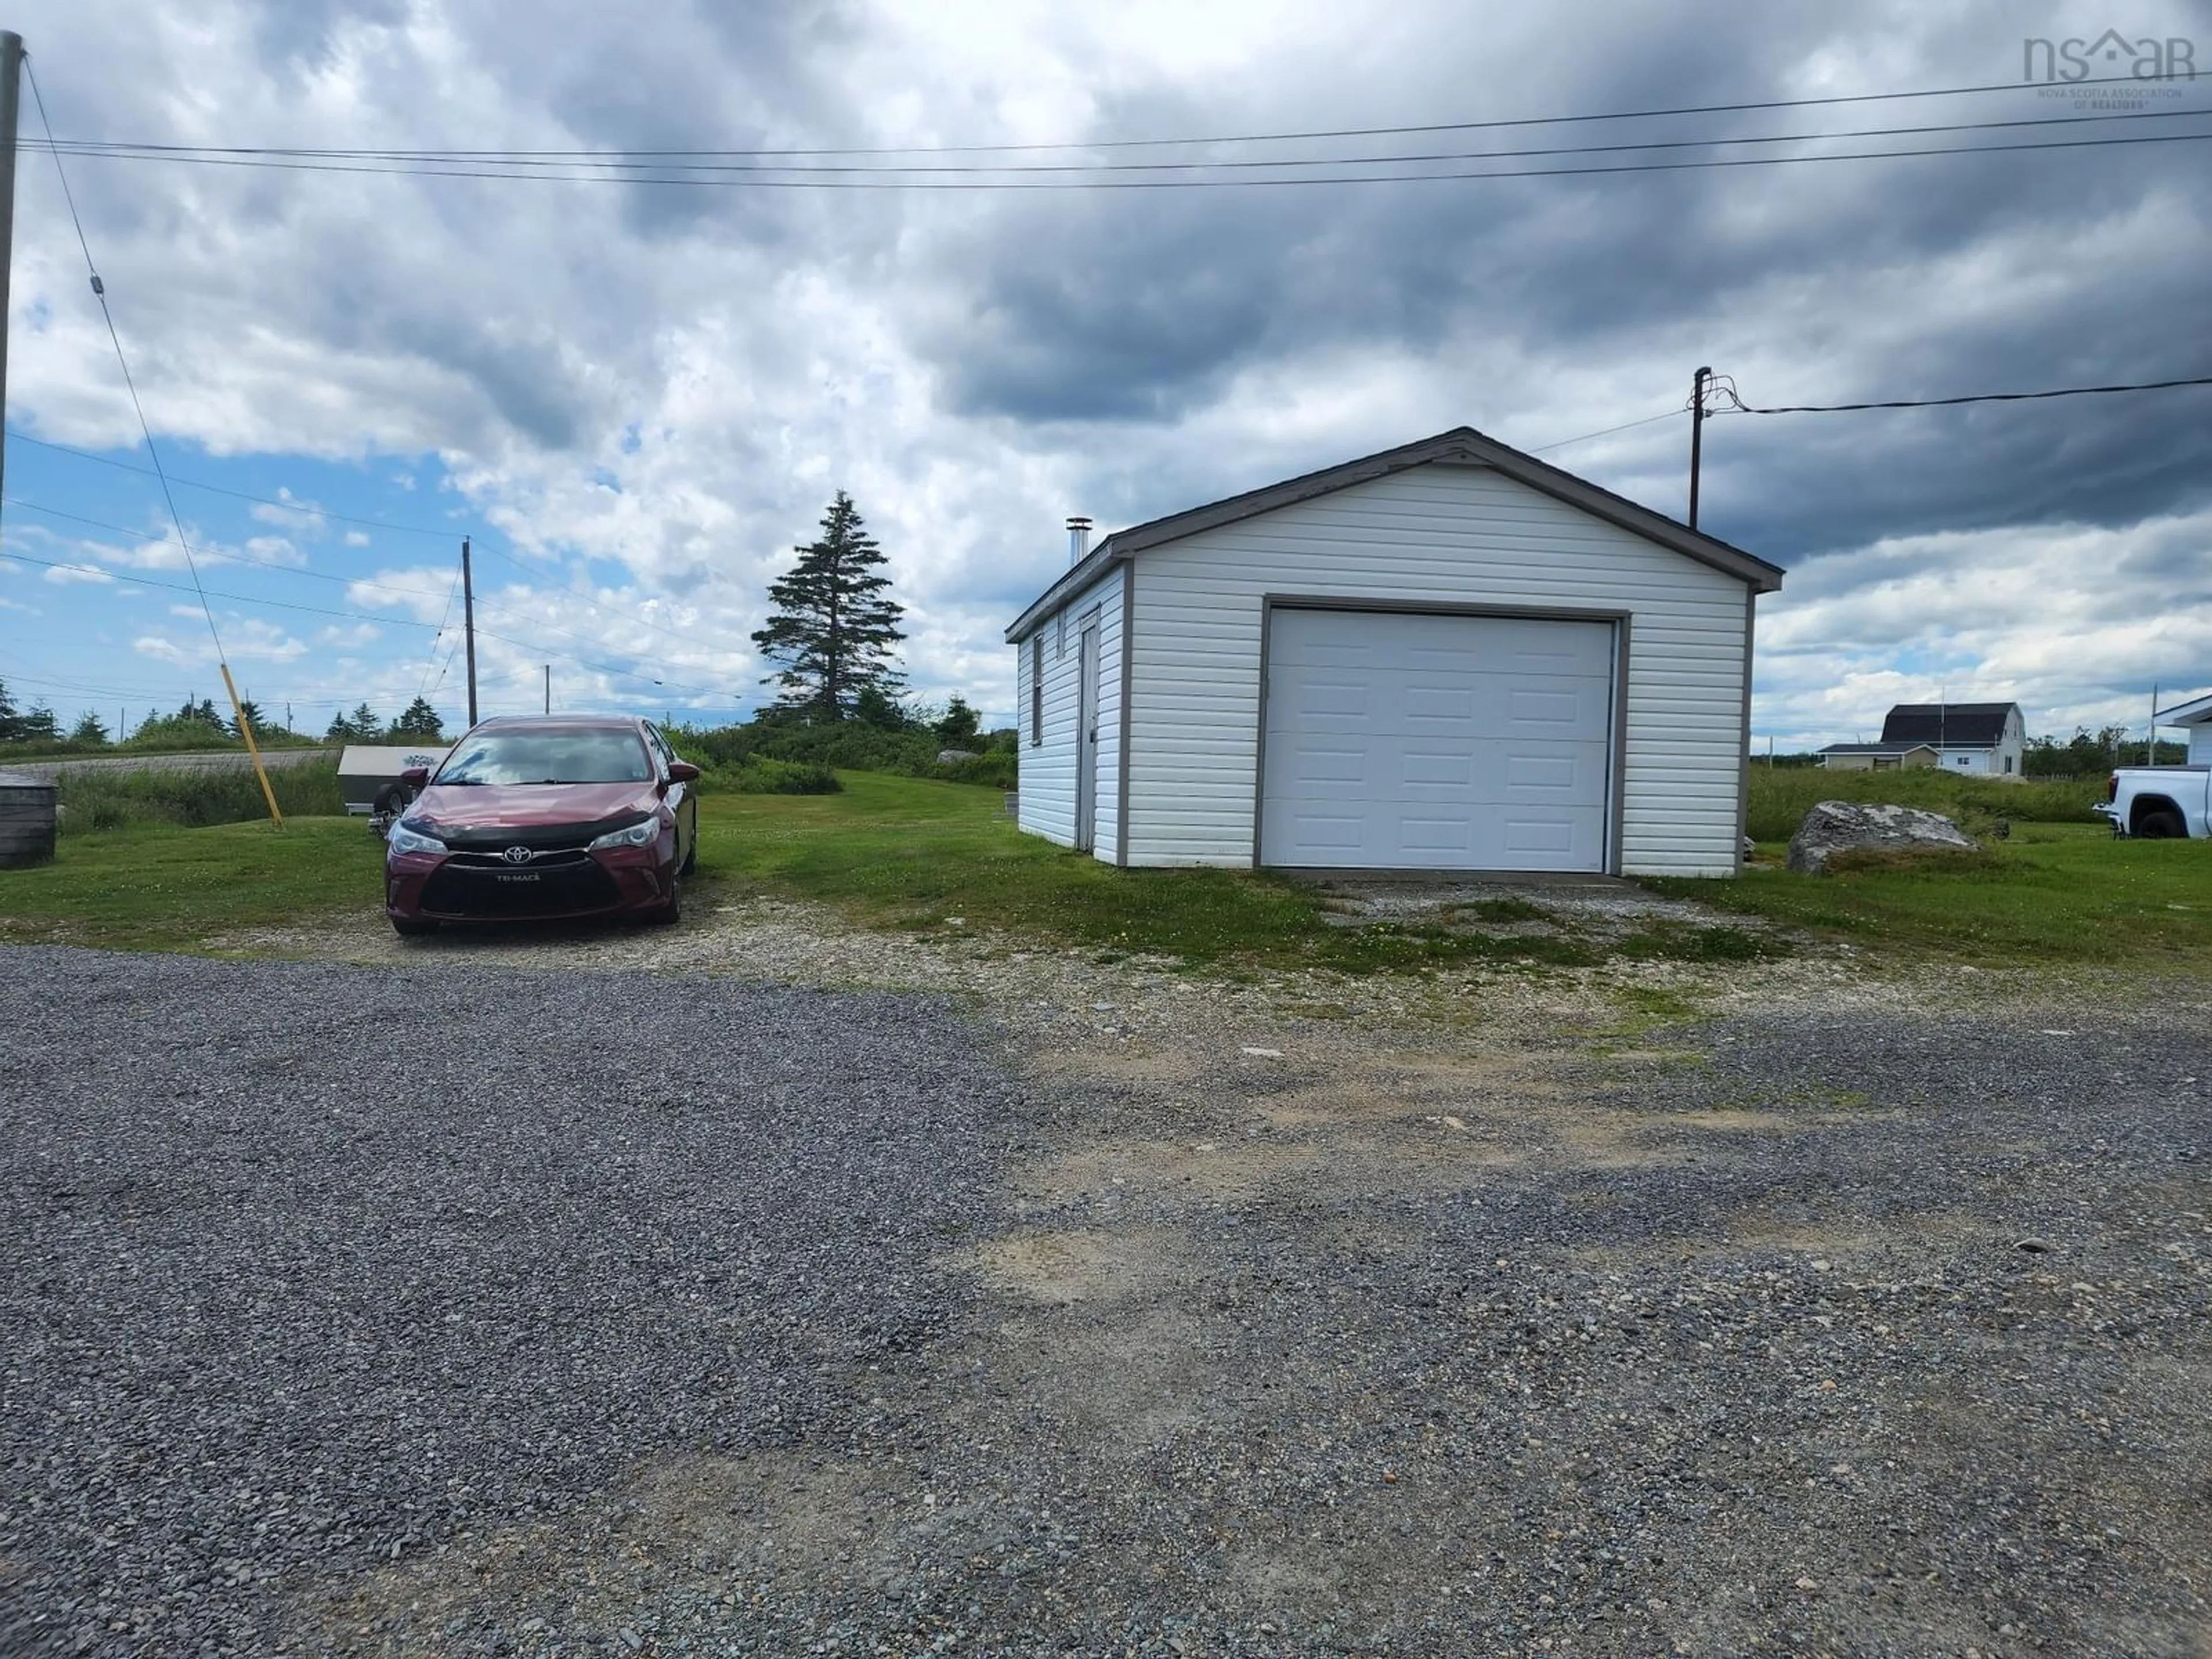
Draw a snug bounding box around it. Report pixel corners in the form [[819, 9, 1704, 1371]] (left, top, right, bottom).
[[1260, 608, 1615, 872]]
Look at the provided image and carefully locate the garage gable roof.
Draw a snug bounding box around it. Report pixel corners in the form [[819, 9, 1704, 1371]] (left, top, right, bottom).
[[2154, 689, 2212, 726], [1006, 425, 1785, 642]]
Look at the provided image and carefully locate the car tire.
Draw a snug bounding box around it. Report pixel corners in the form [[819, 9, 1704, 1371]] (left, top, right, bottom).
[[2138, 809, 2187, 839], [391, 916, 439, 937], [373, 782, 414, 822], [651, 871, 683, 926], [679, 839, 697, 878]]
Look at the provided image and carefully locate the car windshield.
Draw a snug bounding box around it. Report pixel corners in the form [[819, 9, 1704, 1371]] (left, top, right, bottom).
[[435, 729, 653, 786]]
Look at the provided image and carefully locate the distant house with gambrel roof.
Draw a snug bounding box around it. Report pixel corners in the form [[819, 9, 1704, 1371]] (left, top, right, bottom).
[[1820, 702, 2024, 775]]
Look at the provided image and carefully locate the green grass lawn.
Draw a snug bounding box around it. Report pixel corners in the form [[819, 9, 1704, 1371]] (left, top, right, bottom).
[[0, 816, 384, 951], [1645, 821, 2212, 965], [3, 774, 2206, 974], [691, 774, 1681, 973]]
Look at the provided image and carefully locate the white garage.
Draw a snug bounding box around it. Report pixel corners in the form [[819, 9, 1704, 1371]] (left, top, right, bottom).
[[1006, 427, 1783, 878]]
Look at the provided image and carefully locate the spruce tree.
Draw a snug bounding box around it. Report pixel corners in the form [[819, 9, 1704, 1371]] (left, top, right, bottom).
[[750, 492, 906, 719], [390, 696, 444, 738]]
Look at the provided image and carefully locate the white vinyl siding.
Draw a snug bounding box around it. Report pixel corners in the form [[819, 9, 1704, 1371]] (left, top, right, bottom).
[[1123, 461, 1751, 877], [1013, 566, 1125, 861]]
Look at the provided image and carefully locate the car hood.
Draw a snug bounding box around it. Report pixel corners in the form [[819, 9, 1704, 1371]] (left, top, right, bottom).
[[408, 781, 660, 847]]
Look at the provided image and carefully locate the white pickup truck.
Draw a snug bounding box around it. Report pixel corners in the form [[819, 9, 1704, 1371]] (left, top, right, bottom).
[[2097, 767, 2212, 839]]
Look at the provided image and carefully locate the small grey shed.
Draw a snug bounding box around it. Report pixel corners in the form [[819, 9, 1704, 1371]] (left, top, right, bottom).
[[1003, 426, 1784, 878], [0, 769, 59, 868]]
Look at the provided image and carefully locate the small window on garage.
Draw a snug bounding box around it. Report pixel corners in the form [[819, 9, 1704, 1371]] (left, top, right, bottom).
[[1030, 634, 1044, 745]]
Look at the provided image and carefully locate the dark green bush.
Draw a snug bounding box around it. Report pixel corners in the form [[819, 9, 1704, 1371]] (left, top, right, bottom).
[[934, 751, 1017, 789], [717, 757, 842, 795], [669, 715, 1014, 789]]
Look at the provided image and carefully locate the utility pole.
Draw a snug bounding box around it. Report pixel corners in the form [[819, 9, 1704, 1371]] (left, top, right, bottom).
[[1688, 365, 1711, 529], [543, 664, 550, 715], [0, 33, 24, 508], [461, 536, 478, 727]]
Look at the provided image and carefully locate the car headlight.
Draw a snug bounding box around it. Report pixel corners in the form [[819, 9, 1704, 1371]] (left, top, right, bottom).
[[386, 821, 448, 856], [588, 816, 661, 850]]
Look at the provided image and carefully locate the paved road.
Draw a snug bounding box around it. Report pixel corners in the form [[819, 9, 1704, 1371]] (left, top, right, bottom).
[[1, 747, 332, 782]]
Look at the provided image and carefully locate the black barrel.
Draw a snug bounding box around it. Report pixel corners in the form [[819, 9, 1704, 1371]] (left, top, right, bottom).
[[0, 770, 58, 868]]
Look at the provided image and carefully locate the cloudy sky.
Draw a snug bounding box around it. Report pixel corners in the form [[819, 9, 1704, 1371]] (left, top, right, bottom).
[[1, 0, 2207, 747]]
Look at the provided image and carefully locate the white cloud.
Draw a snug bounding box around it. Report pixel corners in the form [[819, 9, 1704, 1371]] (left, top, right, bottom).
[[249, 493, 328, 535], [45, 563, 116, 585], [343, 530, 372, 547], [132, 616, 308, 666]]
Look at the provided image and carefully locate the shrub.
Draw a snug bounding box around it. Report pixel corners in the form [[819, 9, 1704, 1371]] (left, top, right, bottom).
[[933, 751, 1017, 789], [668, 716, 1012, 789], [693, 756, 842, 796]]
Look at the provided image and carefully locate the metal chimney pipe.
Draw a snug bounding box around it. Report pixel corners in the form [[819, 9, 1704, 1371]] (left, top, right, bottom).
[[1066, 516, 1093, 566]]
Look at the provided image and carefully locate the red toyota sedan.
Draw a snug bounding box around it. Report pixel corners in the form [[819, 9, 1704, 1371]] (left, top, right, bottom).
[[383, 715, 699, 937]]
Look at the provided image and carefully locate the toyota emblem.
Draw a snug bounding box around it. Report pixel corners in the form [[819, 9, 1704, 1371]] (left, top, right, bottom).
[[501, 844, 534, 866]]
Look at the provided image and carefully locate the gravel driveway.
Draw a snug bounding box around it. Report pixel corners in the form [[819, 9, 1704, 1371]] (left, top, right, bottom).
[[3, 939, 2208, 1657]]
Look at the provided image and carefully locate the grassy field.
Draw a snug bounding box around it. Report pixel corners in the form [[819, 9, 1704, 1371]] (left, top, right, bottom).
[[1646, 821, 2212, 965], [2, 771, 2205, 972], [0, 817, 383, 951], [691, 775, 1780, 972], [1743, 764, 2103, 842], [57, 759, 344, 834]]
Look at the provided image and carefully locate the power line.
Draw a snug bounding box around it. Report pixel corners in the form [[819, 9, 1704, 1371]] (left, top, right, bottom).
[[3, 428, 465, 539], [24, 59, 232, 660], [2, 491, 684, 665], [460, 535, 692, 642], [3, 537, 743, 699], [414, 553, 465, 702], [1527, 408, 1684, 453], [1725, 374, 2212, 414], [31, 106, 2206, 178], [0, 546, 443, 624], [24, 128, 2212, 191], [22, 70, 2191, 159], [2, 494, 457, 602], [6, 428, 687, 644]]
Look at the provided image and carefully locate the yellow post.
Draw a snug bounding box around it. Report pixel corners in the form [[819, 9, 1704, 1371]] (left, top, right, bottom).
[[219, 662, 285, 828]]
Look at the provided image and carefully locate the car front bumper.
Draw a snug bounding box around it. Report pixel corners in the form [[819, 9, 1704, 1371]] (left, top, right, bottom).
[[386, 842, 675, 924]]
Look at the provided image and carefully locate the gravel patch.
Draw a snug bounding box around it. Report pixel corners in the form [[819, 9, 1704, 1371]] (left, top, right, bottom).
[[0, 948, 1019, 1657], [6, 929, 2208, 1657]]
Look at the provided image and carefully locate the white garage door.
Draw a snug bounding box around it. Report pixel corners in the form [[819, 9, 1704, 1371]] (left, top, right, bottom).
[[1260, 608, 1615, 872]]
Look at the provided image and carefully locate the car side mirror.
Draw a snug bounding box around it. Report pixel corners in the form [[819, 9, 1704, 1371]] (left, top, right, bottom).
[[666, 761, 701, 784], [400, 767, 431, 786]]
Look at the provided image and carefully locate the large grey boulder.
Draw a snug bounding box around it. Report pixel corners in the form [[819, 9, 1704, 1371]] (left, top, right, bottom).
[[1787, 800, 1980, 874], [936, 748, 980, 764]]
